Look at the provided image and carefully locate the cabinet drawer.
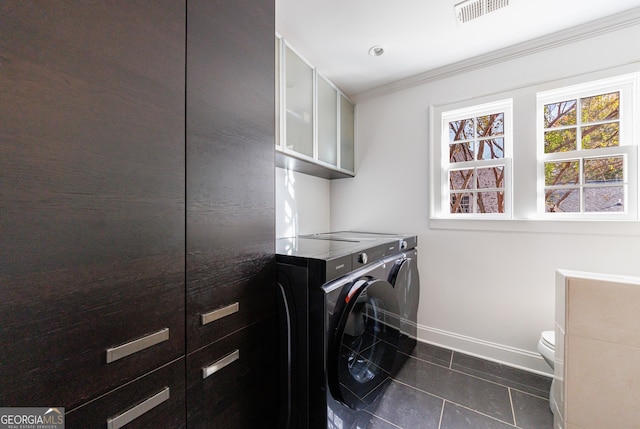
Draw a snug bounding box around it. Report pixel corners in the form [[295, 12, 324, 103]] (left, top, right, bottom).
[[186, 251, 276, 351], [186, 318, 277, 428], [66, 358, 185, 429], [0, 258, 185, 409]]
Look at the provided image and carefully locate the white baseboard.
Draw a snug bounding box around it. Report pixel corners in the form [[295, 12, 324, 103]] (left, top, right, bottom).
[[417, 323, 553, 377]]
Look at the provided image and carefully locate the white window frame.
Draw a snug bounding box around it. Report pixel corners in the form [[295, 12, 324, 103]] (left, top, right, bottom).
[[536, 74, 639, 220], [439, 99, 513, 219]]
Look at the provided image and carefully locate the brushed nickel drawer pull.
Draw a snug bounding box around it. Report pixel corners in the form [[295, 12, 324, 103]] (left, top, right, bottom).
[[106, 387, 170, 429], [201, 302, 239, 325], [202, 349, 240, 379], [106, 328, 169, 363]]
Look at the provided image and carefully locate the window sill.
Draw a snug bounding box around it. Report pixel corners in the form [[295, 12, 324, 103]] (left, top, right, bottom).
[[429, 217, 640, 236]]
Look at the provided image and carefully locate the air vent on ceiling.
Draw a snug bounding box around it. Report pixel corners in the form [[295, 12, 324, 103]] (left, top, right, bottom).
[[455, 0, 510, 24]]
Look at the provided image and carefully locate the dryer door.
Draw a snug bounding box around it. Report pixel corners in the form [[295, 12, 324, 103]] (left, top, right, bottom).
[[388, 254, 420, 339], [328, 276, 400, 410]]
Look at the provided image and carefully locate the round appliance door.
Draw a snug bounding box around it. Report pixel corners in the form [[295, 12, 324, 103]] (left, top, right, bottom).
[[388, 255, 420, 328], [328, 276, 400, 410]]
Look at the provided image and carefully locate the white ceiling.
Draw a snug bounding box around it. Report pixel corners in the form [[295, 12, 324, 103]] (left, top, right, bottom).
[[276, 0, 640, 97]]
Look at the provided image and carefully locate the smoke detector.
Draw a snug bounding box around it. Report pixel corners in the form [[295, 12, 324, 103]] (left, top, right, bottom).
[[455, 0, 510, 24], [368, 45, 385, 57]]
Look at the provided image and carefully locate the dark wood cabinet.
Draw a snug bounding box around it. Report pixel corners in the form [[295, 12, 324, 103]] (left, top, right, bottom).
[[0, 0, 185, 410], [186, 0, 277, 427], [1, 1, 276, 427], [186, 0, 276, 353]]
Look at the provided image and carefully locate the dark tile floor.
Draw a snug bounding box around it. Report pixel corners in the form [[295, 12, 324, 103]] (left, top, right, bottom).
[[365, 342, 553, 429]]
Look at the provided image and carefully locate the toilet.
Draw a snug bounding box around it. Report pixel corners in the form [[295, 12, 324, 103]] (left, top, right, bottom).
[[538, 330, 555, 368], [537, 330, 556, 412]]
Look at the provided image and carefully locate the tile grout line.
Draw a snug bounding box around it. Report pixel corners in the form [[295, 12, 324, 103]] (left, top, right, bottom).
[[366, 411, 403, 429], [398, 354, 550, 402], [437, 399, 445, 429], [398, 351, 453, 371], [390, 379, 517, 428], [391, 379, 445, 402], [447, 359, 551, 398], [397, 357, 530, 394], [393, 347, 552, 428], [442, 398, 519, 428], [508, 387, 519, 428], [508, 385, 549, 402], [408, 346, 552, 395]]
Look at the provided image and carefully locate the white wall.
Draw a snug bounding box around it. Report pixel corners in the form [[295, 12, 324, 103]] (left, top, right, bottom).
[[275, 166, 331, 237], [330, 21, 640, 374]]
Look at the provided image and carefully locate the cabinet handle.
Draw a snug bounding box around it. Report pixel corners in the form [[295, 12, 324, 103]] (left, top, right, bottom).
[[106, 328, 169, 363], [202, 349, 240, 379], [106, 387, 170, 429], [201, 302, 239, 326]]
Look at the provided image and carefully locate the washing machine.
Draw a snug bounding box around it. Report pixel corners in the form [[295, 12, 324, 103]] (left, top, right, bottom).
[[277, 233, 419, 429], [303, 231, 420, 375]]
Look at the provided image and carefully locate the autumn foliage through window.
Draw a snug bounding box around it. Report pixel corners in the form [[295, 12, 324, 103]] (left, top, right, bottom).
[[448, 112, 506, 214], [542, 91, 625, 213]]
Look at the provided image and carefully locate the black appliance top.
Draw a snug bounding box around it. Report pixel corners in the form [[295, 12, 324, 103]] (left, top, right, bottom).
[[276, 232, 417, 283], [300, 231, 417, 252], [276, 236, 370, 260]]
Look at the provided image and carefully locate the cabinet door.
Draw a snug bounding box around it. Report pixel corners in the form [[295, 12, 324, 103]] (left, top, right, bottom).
[[186, 0, 276, 352], [284, 45, 314, 158], [66, 359, 186, 429], [340, 95, 356, 172], [0, 0, 186, 409], [317, 75, 338, 167]]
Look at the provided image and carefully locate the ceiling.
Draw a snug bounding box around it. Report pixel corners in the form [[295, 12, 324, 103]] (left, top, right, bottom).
[[276, 0, 640, 97]]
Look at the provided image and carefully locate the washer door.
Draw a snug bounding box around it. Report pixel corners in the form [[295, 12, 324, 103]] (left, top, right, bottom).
[[328, 276, 400, 410]]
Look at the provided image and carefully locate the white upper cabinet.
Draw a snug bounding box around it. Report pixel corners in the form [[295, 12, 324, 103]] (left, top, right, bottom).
[[276, 36, 355, 179], [284, 44, 314, 158]]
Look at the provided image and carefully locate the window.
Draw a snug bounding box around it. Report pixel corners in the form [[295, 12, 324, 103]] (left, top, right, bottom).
[[537, 75, 638, 218], [431, 71, 639, 227], [441, 99, 512, 217]]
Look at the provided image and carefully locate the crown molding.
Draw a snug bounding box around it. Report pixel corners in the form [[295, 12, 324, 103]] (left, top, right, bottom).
[[352, 7, 640, 103]]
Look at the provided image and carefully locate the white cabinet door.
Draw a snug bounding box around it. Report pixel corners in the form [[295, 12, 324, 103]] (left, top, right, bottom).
[[317, 75, 338, 167], [340, 94, 355, 173], [285, 45, 313, 158]]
